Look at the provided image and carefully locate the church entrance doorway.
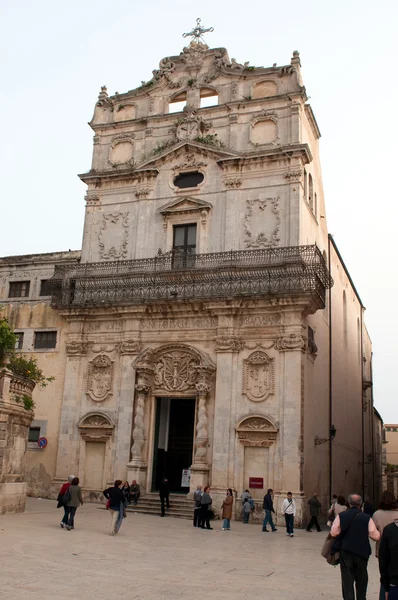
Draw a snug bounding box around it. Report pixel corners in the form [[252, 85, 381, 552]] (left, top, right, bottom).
[[152, 397, 195, 493]]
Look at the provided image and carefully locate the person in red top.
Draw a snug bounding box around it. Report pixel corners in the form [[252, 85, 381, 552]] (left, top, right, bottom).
[[57, 475, 74, 529]]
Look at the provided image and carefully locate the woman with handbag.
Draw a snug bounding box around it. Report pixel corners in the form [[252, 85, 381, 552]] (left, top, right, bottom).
[[103, 480, 127, 535], [199, 486, 213, 530], [221, 489, 233, 531]]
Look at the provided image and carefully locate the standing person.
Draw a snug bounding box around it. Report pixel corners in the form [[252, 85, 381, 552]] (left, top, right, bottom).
[[221, 488, 233, 531], [199, 485, 213, 530], [262, 488, 277, 532], [306, 492, 322, 532], [103, 480, 127, 536], [328, 494, 341, 527], [65, 477, 83, 531], [242, 498, 252, 524], [159, 478, 170, 517], [282, 492, 296, 537], [193, 485, 202, 527], [363, 497, 375, 517], [130, 480, 141, 506], [331, 493, 380, 600], [379, 517, 398, 600], [57, 475, 74, 529], [372, 491, 398, 599], [241, 489, 251, 519], [121, 481, 130, 504]]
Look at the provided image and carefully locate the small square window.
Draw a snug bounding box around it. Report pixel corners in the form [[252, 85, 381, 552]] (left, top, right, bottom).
[[9, 281, 30, 298], [39, 280, 53, 296], [14, 332, 24, 350], [34, 331, 57, 350], [28, 427, 40, 443]]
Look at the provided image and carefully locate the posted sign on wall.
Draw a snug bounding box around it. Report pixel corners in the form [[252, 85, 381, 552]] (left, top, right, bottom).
[[249, 477, 264, 489], [181, 469, 191, 488]]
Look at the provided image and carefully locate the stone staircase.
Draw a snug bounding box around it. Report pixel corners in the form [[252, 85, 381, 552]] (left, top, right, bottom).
[[126, 493, 193, 520]]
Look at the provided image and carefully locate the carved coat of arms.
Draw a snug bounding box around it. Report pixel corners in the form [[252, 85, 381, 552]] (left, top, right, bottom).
[[242, 351, 275, 402], [86, 355, 114, 402], [154, 351, 199, 392]]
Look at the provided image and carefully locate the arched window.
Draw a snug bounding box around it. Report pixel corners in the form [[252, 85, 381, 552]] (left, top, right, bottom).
[[343, 291, 348, 348], [169, 92, 187, 114], [199, 88, 218, 108], [308, 174, 314, 210]]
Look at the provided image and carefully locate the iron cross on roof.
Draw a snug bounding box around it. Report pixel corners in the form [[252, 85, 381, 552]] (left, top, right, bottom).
[[182, 18, 214, 44]]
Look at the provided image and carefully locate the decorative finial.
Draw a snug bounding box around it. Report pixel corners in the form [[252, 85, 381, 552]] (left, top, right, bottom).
[[182, 18, 214, 45]]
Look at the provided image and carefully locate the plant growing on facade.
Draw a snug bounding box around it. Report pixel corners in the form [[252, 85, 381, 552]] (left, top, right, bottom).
[[194, 134, 225, 148], [151, 140, 175, 155], [7, 356, 55, 388], [0, 317, 17, 366], [14, 394, 36, 411]]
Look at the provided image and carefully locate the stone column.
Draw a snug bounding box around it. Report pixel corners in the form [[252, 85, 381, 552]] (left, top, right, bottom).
[[127, 366, 153, 490], [190, 367, 212, 492]]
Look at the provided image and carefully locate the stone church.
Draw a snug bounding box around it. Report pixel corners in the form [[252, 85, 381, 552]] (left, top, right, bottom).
[[0, 22, 382, 522]]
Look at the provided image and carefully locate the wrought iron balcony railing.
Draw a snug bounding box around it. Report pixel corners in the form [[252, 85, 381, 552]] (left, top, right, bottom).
[[50, 245, 333, 309]]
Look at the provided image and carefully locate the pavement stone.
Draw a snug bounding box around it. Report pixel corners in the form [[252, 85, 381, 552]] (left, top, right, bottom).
[[0, 498, 381, 600]]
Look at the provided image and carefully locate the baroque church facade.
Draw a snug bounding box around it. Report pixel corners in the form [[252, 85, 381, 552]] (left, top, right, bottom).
[[0, 24, 381, 523]]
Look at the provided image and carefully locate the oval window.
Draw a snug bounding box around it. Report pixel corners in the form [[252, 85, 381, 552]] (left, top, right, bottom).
[[174, 172, 204, 189]]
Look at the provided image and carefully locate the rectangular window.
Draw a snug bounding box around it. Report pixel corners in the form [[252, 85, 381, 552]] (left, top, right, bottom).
[[308, 326, 317, 354], [14, 332, 24, 350], [39, 280, 53, 296], [28, 427, 41, 443], [34, 331, 57, 350], [172, 224, 197, 269], [9, 281, 30, 298]]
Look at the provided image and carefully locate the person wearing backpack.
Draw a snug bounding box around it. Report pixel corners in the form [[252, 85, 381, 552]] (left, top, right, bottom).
[[57, 475, 74, 529], [331, 493, 380, 599], [65, 477, 83, 531]]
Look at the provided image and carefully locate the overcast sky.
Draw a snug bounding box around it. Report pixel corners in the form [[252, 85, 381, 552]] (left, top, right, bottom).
[[1, 0, 396, 421]]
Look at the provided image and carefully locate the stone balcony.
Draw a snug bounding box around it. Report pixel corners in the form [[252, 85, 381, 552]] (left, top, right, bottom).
[[51, 244, 333, 312]]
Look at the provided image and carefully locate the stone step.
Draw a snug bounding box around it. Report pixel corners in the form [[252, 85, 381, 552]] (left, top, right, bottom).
[[126, 493, 194, 519], [126, 507, 193, 519]]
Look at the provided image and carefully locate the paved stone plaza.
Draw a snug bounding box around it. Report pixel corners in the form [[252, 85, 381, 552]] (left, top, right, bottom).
[[0, 498, 380, 599]]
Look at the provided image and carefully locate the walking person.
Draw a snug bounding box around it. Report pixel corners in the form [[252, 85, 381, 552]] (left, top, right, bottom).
[[65, 477, 83, 531], [306, 492, 322, 532], [372, 491, 398, 599], [262, 488, 277, 532], [130, 480, 141, 506], [193, 485, 202, 527], [103, 480, 127, 535], [379, 514, 398, 600], [221, 488, 233, 531], [199, 485, 213, 530], [282, 492, 296, 537], [159, 478, 170, 517], [242, 497, 252, 524], [331, 493, 380, 600], [57, 475, 74, 528], [328, 495, 346, 527]]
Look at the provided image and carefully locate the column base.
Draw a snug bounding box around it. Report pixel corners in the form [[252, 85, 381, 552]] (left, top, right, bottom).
[[189, 463, 209, 493], [126, 463, 147, 492]]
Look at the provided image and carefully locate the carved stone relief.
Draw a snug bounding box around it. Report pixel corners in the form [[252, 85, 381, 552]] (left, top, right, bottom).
[[215, 336, 243, 353], [86, 355, 114, 402], [78, 413, 114, 441], [135, 188, 150, 199], [108, 133, 135, 168], [244, 198, 280, 248], [243, 351, 275, 402], [118, 340, 142, 355], [172, 153, 207, 171], [224, 177, 242, 189], [181, 43, 208, 68], [275, 334, 306, 352], [65, 342, 88, 356], [236, 415, 278, 447], [98, 212, 129, 260], [154, 350, 200, 392]]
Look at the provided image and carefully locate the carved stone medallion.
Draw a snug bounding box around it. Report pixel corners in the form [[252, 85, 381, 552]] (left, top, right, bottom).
[[154, 350, 199, 392], [86, 355, 114, 402], [98, 212, 129, 260], [244, 198, 280, 248], [243, 351, 275, 402]]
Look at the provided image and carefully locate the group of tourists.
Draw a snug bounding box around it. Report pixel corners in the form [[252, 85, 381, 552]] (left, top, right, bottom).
[[120, 480, 141, 506]]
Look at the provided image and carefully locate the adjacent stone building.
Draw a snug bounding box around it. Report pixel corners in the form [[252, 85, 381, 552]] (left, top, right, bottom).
[[0, 24, 382, 523]]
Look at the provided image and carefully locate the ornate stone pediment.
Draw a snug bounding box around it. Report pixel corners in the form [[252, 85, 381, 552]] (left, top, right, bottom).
[[236, 415, 278, 447], [136, 141, 236, 171], [159, 196, 212, 217], [86, 355, 114, 402], [78, 412, 114, 441], [243, 350, 275, 402]]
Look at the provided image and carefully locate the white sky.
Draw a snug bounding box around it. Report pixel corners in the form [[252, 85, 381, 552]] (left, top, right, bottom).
[[1, 0, 397, 421]]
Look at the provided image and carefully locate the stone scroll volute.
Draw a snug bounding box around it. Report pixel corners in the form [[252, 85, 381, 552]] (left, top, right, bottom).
[[86, 354, 114, 402], [242, 350, 275, 402]]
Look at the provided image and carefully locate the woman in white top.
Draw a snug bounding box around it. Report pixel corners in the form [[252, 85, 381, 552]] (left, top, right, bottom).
[[328, 495, 347, 526]]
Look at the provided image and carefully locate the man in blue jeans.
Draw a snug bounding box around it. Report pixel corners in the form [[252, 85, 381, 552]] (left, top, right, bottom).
[[262, 488, 277, 532]]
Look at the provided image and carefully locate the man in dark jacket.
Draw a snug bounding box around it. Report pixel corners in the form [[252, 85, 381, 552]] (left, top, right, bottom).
[[262, 488, 277, 532], [159, 478, 170, 517], [379, 517, 398, 599], [331, 493, 380, 600], [306, 492, 322, 532]]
